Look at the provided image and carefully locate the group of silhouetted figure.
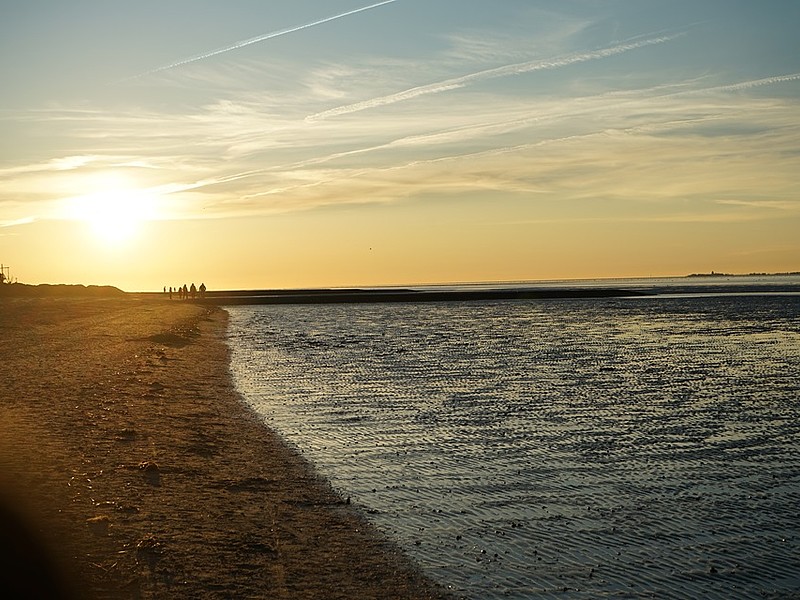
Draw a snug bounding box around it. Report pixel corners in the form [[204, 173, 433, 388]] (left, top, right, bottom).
[[165, 283, 206, 300]]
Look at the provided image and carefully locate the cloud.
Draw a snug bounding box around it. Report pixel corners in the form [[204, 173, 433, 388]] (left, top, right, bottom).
[[0, 216, 34, 228], [5, 27, 799, 226], [0, 155, 100, 177], [306, 33, 684, 121], [715, 199, 798, 211], [122, 0, 400, 82], [675, 73, 800, 96]]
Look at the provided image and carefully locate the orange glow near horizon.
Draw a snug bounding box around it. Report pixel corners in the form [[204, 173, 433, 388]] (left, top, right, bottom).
[[6, 198, 798, 293]]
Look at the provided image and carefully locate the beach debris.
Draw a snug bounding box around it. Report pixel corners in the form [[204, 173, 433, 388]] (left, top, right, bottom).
[[89, 561, 118, 574], [116, 504, 139, 515], [116, 428, 137, 442], [138, 461, 161, 486], [87, 515, 110, 536], [142, 332, 191, 348], [136, 535, 164, 570]]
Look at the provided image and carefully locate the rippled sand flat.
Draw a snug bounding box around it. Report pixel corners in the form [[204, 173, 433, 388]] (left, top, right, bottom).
[[229, 295, 800, 599]]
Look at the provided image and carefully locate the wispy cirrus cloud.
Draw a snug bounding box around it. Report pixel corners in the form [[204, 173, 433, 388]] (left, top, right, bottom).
[[0, 155, 100, 177], [4, 14, 799, 226], [669, 73, 800, 97], [0, 216, 35, 229], [306, 33, 684, 121]]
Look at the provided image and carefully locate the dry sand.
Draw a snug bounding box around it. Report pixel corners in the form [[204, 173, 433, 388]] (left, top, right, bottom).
[[0, 297, 452, 599]]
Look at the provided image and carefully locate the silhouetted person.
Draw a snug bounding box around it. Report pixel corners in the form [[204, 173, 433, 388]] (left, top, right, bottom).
[[183, 284, 188, 299], [190, 283, 197, 299], [199, 282, 206, 298]]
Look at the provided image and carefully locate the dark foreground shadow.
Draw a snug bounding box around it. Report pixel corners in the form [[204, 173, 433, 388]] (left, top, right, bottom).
[[0, 496, 78, 599]]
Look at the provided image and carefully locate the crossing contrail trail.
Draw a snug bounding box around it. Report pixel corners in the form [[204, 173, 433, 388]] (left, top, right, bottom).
[[124, 0, 399, 81], [306, 32, 684, 121]]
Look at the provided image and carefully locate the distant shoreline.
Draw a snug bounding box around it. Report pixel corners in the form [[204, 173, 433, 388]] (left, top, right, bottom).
[[686, 271, 800, 278], [2, 270, 798, 302], [188, 287, 650, 305]]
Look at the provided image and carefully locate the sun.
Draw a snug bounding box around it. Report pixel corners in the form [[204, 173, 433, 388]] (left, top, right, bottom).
[[67, 187, 159, 246]]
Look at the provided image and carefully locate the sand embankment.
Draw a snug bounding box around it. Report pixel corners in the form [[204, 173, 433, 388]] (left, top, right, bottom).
[[0, 297, 451, 599]]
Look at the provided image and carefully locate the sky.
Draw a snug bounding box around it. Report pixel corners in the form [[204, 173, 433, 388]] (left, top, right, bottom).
[[1, 0, 799, 291]]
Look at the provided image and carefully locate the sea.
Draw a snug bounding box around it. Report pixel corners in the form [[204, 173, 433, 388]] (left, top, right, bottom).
[[225, 276, 800, 599]]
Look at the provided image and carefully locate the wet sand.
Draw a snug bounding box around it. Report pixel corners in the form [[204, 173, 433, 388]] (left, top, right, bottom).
[[0, 297, 452, 599]]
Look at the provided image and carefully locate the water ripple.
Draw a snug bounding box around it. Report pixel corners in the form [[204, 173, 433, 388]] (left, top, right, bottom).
[[227, 296, 800, 599]]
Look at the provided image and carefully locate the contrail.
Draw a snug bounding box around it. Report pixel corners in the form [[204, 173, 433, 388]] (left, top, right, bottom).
[[691, 73, 800, 94], [307, 33, 684, 121], [124, 0, 399, 81]]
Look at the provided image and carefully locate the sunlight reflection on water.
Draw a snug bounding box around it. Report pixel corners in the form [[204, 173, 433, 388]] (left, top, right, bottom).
[[227, 295, 800, 599]]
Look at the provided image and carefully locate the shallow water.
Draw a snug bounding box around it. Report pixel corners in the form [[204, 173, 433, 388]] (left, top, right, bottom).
[[227, 294, 800, 599]]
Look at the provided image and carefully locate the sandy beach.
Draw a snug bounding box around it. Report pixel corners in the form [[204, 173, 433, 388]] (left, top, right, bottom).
[[0, 296, 451, 599]]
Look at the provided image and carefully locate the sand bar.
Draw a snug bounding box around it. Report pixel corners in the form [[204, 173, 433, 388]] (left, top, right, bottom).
[[0, 296, 451, 599], [193, 287, 649, 305]]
